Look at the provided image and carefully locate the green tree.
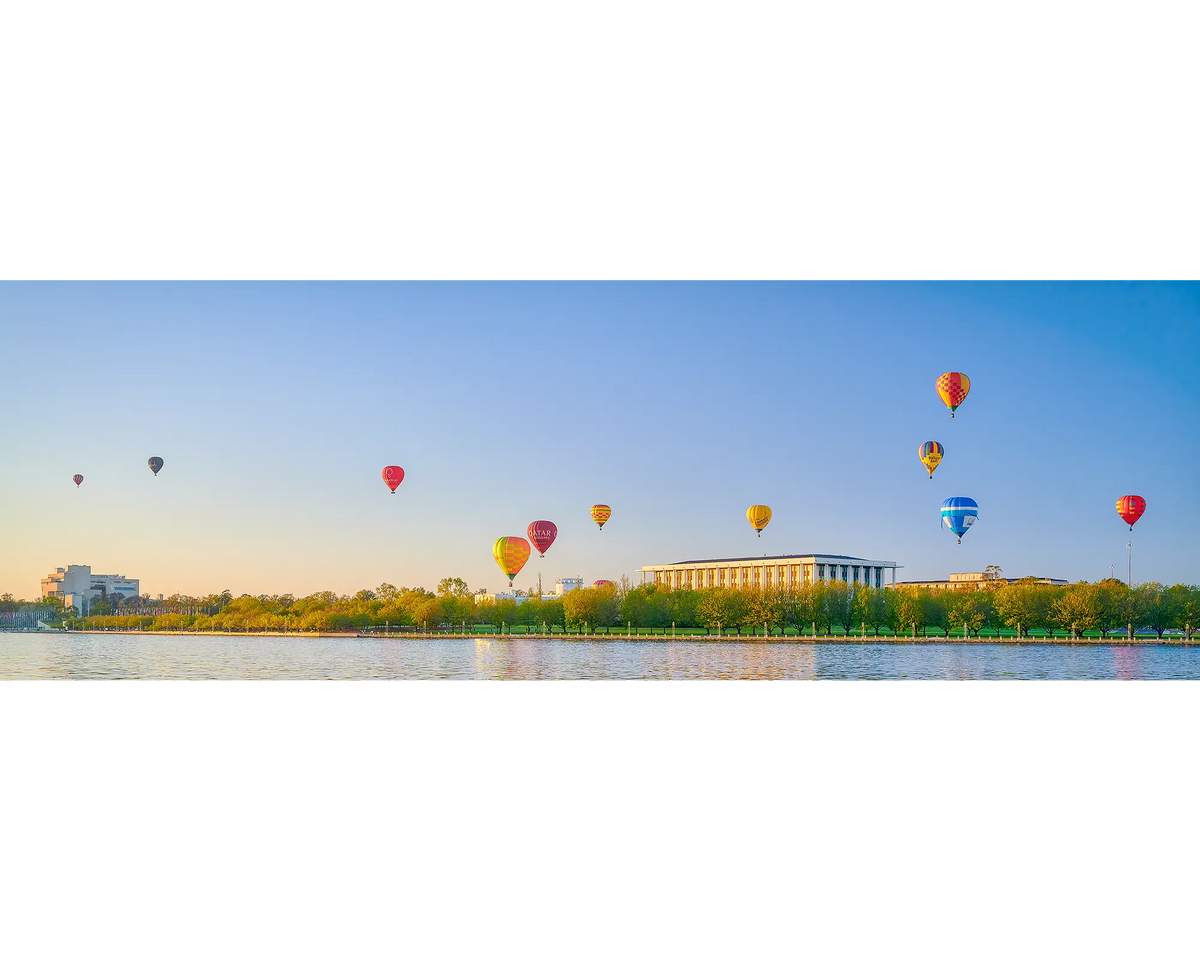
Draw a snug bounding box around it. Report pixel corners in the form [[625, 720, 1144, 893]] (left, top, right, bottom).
[[620, 584, 674, 628], [946, 590, 994, 637], [824, 583, 854, 633], [1050, 583, 1102, 636], [1134, 583, 1173, 639], [695, 589, 747, 632], [919, 590, 948, 637], [437, 577, 471, 598], [891, 590, 924, 636], [670, 589, 701, 629], [744, 589, 783, 633], [1165, 583, 1200, 639]]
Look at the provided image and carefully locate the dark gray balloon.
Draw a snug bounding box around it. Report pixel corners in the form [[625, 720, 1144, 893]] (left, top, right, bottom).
[[148, 457, 164, 476]]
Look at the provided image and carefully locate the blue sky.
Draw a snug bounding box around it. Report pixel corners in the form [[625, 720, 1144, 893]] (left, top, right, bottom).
[[1, 282, 1197, 599]]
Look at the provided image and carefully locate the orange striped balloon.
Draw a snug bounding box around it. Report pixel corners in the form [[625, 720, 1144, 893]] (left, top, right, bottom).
[[493, 537, 531, 584]]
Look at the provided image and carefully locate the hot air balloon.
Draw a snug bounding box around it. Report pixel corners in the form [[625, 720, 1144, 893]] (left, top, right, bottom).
[[746, 504, 772, 537], [941, 497, 978, 543], [919, 441, 944, 479], [493, 537, 531, 584], [527, 520, 557, 557], [593, 580, 615, 589], [1116, 495, 1146, 531], [591, 505, 611, 530], [936, 372, 971, 418], [148, 457, 164, 476], [73, 474, 84, 487], [382, 465, 405, 493]]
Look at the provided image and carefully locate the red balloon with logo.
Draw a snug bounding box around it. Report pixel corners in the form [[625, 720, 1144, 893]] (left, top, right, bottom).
[[527, 520, 558, 558], [382, 465, 405, 493], [1115, 495, 1146, 531]]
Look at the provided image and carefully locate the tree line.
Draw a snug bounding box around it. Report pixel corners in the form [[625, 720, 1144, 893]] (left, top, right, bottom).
[[58, 577, 1200, 638]]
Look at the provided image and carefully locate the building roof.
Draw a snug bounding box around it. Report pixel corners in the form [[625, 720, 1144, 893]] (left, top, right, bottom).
[[660, 554, 894, 566]]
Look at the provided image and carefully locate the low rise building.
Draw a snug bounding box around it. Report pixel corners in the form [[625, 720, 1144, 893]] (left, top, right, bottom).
[[891, 572, 1068, 591], [40, 565, 141, 612], [640, 554, 901, 590]]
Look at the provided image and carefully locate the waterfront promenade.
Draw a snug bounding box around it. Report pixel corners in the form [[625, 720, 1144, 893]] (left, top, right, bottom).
[[22, 627, 1196, 645]]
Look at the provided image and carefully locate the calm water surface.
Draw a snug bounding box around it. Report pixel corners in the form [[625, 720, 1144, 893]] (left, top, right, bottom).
[[1, 632, 1198, 679]]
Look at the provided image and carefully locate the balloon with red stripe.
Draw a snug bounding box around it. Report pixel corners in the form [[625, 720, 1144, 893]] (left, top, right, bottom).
[[1115, 495, 1146, 531]]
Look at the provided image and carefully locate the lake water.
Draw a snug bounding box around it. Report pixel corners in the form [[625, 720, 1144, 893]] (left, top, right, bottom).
[[1, 632, 1198, 679]]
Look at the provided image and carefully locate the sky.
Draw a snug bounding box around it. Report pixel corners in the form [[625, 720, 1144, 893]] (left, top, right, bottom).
[[1, 282, 1197, 600]]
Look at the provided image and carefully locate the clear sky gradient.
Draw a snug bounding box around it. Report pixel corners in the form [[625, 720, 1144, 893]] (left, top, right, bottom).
[[2, 282, 1197, 599]]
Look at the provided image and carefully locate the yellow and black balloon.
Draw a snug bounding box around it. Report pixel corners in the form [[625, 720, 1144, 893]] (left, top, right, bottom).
[[746, 504, 772, 537], [919, 440, 944, 479]]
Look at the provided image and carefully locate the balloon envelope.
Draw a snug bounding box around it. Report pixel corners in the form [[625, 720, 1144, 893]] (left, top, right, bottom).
[[936, 372, 971, 417], [527, 520, 557, 557], [591, 504, 611, 529], [593, 580, 615, 589], [1116, 495, 1146, 530], [746, 504, 772, 537], [941, 497, 978, 542], [148, 457, 164, 475], [73, 474, 84, 487], [493, 537, 531, 584], [919, 440, 944, 478], [382, 465, 405, 493]]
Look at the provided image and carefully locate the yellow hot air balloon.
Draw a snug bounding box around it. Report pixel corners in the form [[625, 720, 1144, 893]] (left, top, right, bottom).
[[746, 504, 772, 537], [590, 504, 611, 530], [919, 440, 944, 479], [493, 537, 531, 584]]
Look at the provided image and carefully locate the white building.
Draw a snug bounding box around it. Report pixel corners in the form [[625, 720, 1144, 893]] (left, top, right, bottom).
[[470, 578, 578, 607], [41, 565, 140, 612], [640, 554, 901, 591]]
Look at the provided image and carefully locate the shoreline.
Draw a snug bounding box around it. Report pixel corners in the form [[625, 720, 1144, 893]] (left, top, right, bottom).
[[5, 629, 1195, 646]]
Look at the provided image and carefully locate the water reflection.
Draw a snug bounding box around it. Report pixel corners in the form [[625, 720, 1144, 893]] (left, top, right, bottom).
[[0, 634, 1197, 680]]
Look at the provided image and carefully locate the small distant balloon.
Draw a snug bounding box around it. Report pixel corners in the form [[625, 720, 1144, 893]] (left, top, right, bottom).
[[493, 537, 531, 584], [527, 520, 558, 557], [148, 457, 164, 476], [591, 504, 611, 530], [941, 497, 978, 544], [593, 580, 615, 589], [382, 465, 405, 493], [73, 474, 84, 487], [919, 440, 944, 479], [1115, 495, 1146, 531], [936, 372, 971, 418], [746, 504, 772, 537]]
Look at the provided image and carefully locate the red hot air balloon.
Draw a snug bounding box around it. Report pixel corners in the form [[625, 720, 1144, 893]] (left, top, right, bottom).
[[527, 520, 558, 558], [382, 465, 405, 493], [593, 580, 615, 589], [1116, 495, 1146, 531], [73, 474, 84, 487]]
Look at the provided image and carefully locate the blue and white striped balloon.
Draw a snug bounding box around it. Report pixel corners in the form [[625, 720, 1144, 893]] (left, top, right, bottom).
[[941, 497, 978, 543]]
